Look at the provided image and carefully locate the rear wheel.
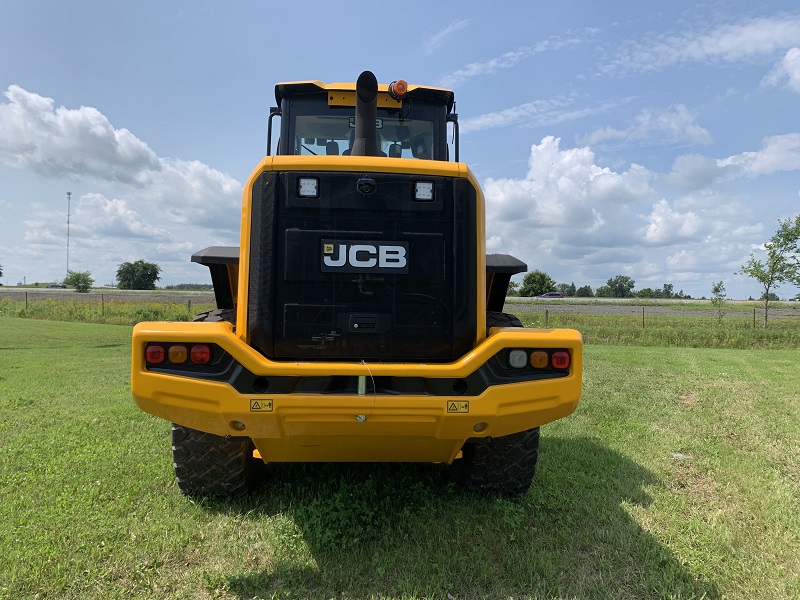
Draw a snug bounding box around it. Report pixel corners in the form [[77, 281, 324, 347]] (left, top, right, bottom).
[[171, 308, 258, 497], [192, 308, 236, 325], [486, 310, 523, 329], [451, 427, 540, 495], [171, 424, 260, 497], [451, 310, 539, 494]]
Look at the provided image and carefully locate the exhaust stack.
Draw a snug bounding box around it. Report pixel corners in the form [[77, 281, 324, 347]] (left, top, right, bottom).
[[351, 70, 379, 157]]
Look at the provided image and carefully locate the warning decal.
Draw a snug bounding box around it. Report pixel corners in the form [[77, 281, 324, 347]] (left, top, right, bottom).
[[447, 401, 469, 413], [250, 399, 273, 412]]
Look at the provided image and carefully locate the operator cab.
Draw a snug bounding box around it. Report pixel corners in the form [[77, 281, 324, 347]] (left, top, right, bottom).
[[268, 79, 457, 161]]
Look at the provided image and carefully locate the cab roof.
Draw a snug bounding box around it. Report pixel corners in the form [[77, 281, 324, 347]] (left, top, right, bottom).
[[274, 80, 455, 113]]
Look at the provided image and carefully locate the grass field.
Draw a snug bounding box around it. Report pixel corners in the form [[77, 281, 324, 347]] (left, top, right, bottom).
[[1, 316, 798, 598]]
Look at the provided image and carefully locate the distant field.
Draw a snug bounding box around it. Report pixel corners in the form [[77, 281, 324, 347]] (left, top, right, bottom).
[[1, 317, 798, 598], [0, 291, 798, 348]]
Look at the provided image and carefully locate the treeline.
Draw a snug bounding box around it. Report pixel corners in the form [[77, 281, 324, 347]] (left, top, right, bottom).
[[508, 271, 691, 299]]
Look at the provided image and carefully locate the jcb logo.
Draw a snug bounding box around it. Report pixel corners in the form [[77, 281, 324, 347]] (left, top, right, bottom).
[[321, 240, 408, 274]]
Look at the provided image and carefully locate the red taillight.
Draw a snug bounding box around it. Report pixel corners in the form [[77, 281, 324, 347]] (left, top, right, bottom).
[[551, 351, 570, 370], [145, 344, 165, 364], [191, 344, 212, 365]]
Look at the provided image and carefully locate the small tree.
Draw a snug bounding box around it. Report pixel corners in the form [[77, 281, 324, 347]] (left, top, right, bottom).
[[738, 215, 800, 328], [605, 275, 636, 298], [64, 270, 94, 293], [575, 285, 593, 297], [710, 281, 726, 324], [117, 260, 161, 290], [507, 281, 520, 296], [519, 270, 557, 297]]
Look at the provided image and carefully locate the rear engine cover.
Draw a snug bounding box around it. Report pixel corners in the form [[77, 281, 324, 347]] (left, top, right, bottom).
[[247, 171, 477, 362]]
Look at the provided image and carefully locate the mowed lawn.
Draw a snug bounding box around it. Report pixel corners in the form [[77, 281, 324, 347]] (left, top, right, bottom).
[[1, 316, 798, 599]]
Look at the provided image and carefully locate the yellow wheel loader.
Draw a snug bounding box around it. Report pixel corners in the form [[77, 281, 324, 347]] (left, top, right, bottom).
[[131, 71, 582, 496]]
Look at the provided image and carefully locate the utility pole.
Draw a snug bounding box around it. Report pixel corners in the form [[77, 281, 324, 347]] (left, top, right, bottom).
[[66, 191, 71, 278]]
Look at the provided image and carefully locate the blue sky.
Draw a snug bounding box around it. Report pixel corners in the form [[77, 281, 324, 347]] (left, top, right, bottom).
[[1, 0, 799, 299]]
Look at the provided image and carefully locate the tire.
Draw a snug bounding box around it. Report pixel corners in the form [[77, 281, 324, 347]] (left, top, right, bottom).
[[450, 310, 538, 494], [174, 308, 257, 496], [192, 308, 236, 327], [171, 424, 261, 497], [451, 427, 540, 495], [487, 310, 523, 328]]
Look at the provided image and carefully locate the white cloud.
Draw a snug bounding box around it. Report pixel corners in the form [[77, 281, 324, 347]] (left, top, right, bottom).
[[664, 154, 728, 191], [461, 96, 625, 134], [717, 133, 800, 177], [0, 85, 242, 233], [483, 136, 658, 260], [481, 136, 760, 293], [0, 85, 160, 183], [439, 35, 584, 88], [0, 85, 243, 285], [578, 104, 712, 147], [424, 18, 469, 56], [763, 47, 800, 93], [602, 16, 800, 75], [641, 199, 702, 245]]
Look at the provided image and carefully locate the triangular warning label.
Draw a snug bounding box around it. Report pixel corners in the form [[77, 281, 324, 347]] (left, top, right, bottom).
[[251, 401, 261, 410]]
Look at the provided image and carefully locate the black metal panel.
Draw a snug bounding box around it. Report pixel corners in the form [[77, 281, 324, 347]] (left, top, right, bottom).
[[191, 246, 240, 309], [486, 253, 527, 313], [247, 171, 478, 362]]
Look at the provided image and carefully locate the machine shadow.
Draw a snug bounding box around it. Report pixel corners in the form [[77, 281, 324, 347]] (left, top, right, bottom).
[[219, 436, 719, 599]]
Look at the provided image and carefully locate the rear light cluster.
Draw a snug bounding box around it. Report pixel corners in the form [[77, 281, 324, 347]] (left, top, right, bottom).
[[507, 349, 570, 370], [145, 343, 212, 366]]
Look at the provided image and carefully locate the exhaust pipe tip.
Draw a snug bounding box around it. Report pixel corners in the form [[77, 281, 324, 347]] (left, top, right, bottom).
[[356, 70, 378, 103], [352, 70, 379, 157]]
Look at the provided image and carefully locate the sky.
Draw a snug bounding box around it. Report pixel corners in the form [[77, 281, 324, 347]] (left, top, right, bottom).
[[1, 1, 799, 300]]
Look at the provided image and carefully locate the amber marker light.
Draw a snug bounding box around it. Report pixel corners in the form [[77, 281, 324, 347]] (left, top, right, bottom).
[[389, 79, 408, 100], [168, 344, 188, 364], [530, 351, 549, 369]]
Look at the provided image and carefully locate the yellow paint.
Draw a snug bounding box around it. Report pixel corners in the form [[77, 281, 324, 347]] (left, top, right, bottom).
[[131, 322, 582, 463]]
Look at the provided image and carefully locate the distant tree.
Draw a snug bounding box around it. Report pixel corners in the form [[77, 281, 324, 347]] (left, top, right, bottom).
[[64, 270, 94, 293], [116, 260, 161, 290], [555, 282, 577, 297], [710, 281, 726, 324], [604, 275, 636, 298], [595, 285, 614, 298], [519, 270, 556, 297], [506, 281, 520, 297], [575, 285, 594, 297], [661, 283, 674, 299], [636, 287, 656, 299], [737, 215, 800, 328]]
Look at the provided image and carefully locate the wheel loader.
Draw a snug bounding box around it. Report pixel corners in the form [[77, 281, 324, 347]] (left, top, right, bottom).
[[131, 71, 583, 496]]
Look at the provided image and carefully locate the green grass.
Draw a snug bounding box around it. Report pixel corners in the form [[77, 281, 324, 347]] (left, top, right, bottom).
[[1, 317, 799, 598], [0, 297, 217, 326], [516, 312, 800, 349]]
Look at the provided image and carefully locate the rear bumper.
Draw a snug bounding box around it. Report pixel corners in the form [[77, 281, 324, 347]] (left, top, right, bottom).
[[131, 321, 582, 463]]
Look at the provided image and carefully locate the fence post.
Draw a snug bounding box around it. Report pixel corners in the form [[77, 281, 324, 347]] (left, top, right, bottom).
[[101, 294, 105, 316], [642, 306, 645, 328], [545, 309, 549, 327], [188, 299, 192, 314], [25, 292, 28, 310]]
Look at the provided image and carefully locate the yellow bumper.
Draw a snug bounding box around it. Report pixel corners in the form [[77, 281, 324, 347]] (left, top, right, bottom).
[[131, 321, 582, 463]]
